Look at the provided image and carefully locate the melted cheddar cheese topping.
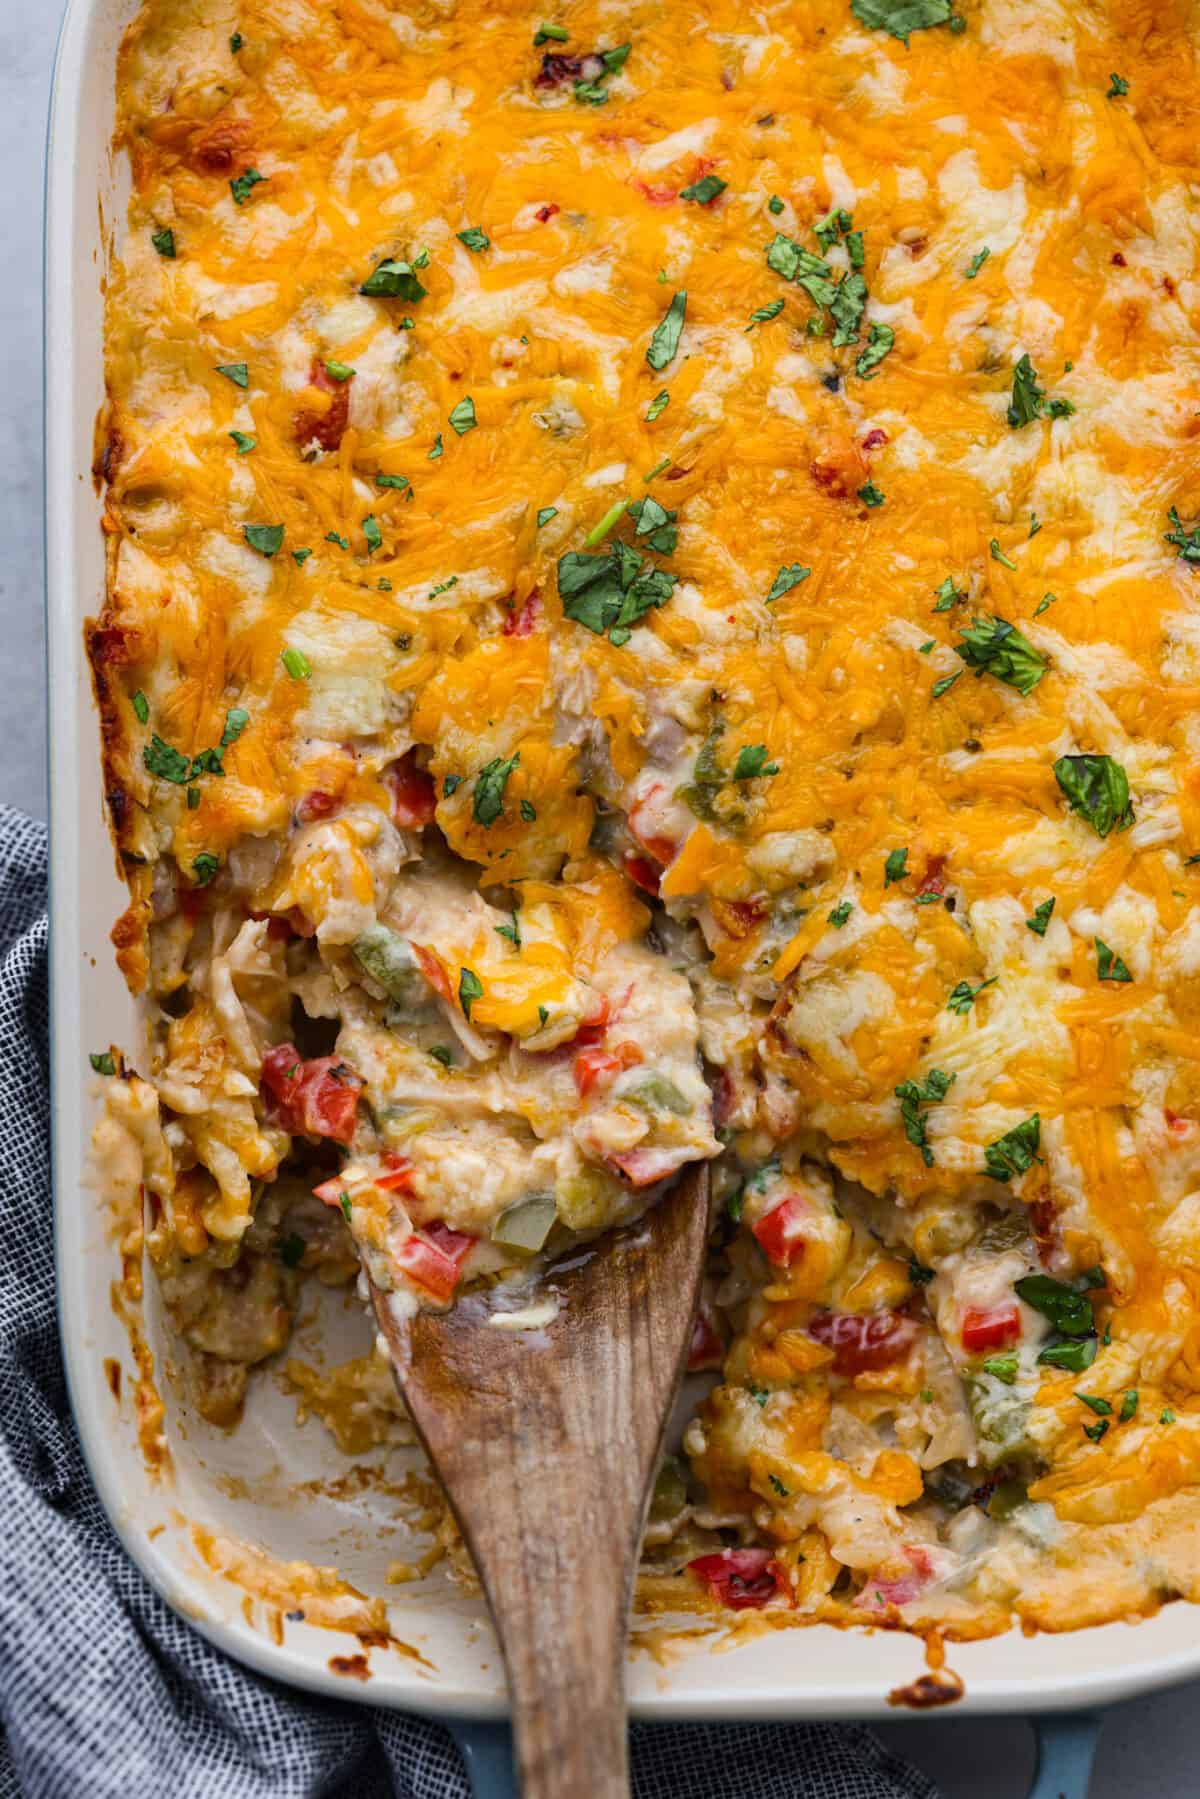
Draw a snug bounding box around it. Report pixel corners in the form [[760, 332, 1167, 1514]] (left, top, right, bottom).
[[95, 0, 1200, 1636]]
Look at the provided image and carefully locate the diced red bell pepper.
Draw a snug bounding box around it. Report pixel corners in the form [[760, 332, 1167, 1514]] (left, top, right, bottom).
[[573, 1040, 642, 1098], [634, 179, 678, 206], [261, 1044, 363, 1144], [806, 1308, 918, 1375], [751, 1194, 811, 1268], [866, 1544, 934, 1609], [503, 593, 540, 638], [607, 1144, 693, 1187], [412, 944, 452, 1000], [627, 785, 677, 866], [297, 789, 340, 824], [394, 1222, 477, 1301], [961, 1302, 1021, 1353], [687, 1549, 786, 1611], [375, 1153, 417, 1194], [624, 853, 661, 898], [686, 1307, 724, 1371], [572, 995, 611, 1048], [386, 751, 437, 828]]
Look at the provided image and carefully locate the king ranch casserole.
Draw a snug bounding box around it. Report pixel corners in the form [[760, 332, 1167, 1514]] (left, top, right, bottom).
[[90, 0, 1200, 1638]]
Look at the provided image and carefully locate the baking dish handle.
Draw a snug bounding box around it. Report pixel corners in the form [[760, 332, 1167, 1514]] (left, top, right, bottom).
[[1029, 1711, 1103, 1799], [447, 1717, 519, 1798]]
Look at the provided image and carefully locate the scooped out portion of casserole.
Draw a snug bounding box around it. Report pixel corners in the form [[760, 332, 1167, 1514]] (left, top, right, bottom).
[[91, 0, 1200, 1634]]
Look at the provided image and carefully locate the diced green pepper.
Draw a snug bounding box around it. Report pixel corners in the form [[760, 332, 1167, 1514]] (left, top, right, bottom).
[[352, 924, 422, 1004], [491, 1191, 558, 1255], [625, 1073, 691, 1115]]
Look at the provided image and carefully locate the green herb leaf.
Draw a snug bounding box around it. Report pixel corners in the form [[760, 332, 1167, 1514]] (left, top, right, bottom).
[[767, 194, 784, 215], [557, 543, 676, 646], [244, 523, 284, 557], [216, 362, 249, 388], [428, 435, 444, 461], [647, 290, 687, 371], [932, 671, 962, 699], [457, 226, 490, 251], [829, 272, 867, 347], [1095, 938, 1133, 983], [443, 774, 462, 796], [985, 1115, 1042, 1183], [989, 539, 1018, 570], [894, 1068, 955, 1167], [229, 168, 264, 206], [293, 547, 312, 564], [143, 735, 191, 784], [534, 21, 569, 42], [281, 647, 311, 680], [1037, 1335, 1095, 1372], [1029, 512, 1042, 538], [1083, 1418, 1109, 1443], [1119, 1390, 1139, 1421], [1162, 1407, 1176, 1424], [947, 976, 997, 1014], [828, 900, 853, 927], [230, 32, 243, 52], [376, 473, 410, 491], [131, 690, 150, 725], [229, 430, 257, 454], [192, 853, 220, 886], [152, 227, 176, 259], [858, 481, 885, 508], [746, 297, 786, 331], [89, 1051, 116, 1075], [448, 397, 477, 435], [933, 576, 963, 611], [733, 744, 779, 781], [186, 786, 200, 809], [360, 258, 428, 302], [1016, 1270, 1092, 1334], [1054, 754, 1133, 837], [1077, 1392, 1112, 1416], [765, 563, 811, 603], [680, 174, 726, 204], [1107, 72, 1129, 96], [1166, 506, 1200, 564], [429, 1044, 454, 1066], [983, 1352, 1019, 1384], [1034, 591, 1056, 615], [855, 321, 894, 380], [495, 908, 522, 949], [965, 247, 990, 279], [955, 615, 1047, 694], [362, 515, 382, 555], [1007, 353, 1045, 428], [474, 753, 520, 825], [646, 389, 670, 421], [520, 798, 537, 822], [1026, 897, 1055, 936], [884, 848, 908, 885], [850, 0, 952, 43], [339, 1193, 353, 1223], [537, 506, 558, 527], [458, 967, 483, 1019]]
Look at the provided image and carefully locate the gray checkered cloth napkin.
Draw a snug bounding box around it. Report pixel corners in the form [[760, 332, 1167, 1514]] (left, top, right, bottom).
[[0, 804, 938, 1798]]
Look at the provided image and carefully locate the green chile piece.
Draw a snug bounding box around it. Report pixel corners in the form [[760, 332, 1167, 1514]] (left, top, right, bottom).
[[352, 924, 422, 1004], [491, 1191, 558, 1255]]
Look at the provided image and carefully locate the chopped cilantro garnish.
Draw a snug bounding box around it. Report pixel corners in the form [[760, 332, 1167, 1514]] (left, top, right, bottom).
[[680, 174, 726, 205], [325, 530, 349, 550], [243, 524, 283, 557], [1026, 897, 1055, 936], [458, 967, 483, 1019], [955, 615, 1046, 694], [647, 291, 687, 371], [131, 690, 149, 725], [894, 1068, 955, 1167], [733, 745, 779, 781], [884, 847, 908, 885], [1095, 938, 1133, 983], [828, 900, 853, 927], [1083, 1419, 1109, 1443], [429, 1044, 455, 1066], [746, 297, 786, 331], [947, 977, 997, 1014], [985, 1116, 1042, 1183], [89, 1051, 116, 1076], [230, 31, 243, 52], [765, 563, 811, 603], [152, 227, 176, 259], [850, 0, 952, 44], [1034, 591, 1056, 615], [495, 908, 522, 950], [448, 397, 477, 435], [646, 389, 670, 422], [520, 799, 537, 822], [360, 258, 427, 302], [1054, 754, 1133, 837], [376, 473, 410, 491], [989, 539, 1017, 570], [473, 753, 519, 826], [855, 321, 894, 380], [457, 226, 490, 251], [216, 362, 249, 388], [858, 481, 885, 508], [229, 431, 256, 454], [1119, 1390, 1138, 1422], [229, 168, 264, 206], [965, 247, 990, 279], [1166, 506, 1200, 564], [933, 577, 963, 611], [428, 435, 444, 460], [767, 194, 784, 214], [192, 853, 220, 886], [1007, 353, 1045, 427], [537, 506, 558, 527], [932, 671, 962, 699], [1107, 72, 1128, 97], [1161, 1408, 1176, 1425], [557, 542, 677, 646], [362, 515, 382, 555], [292, 548, 312, 565]]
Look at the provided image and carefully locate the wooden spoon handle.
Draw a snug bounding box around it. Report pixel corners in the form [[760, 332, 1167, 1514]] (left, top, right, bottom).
[[377, 1167, 711, 1799]]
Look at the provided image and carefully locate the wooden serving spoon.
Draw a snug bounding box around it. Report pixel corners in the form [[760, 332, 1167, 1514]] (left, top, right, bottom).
[[371, 1163, 711, 1798]]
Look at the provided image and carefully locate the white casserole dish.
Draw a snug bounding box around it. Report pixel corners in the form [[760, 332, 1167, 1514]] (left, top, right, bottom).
[[42, 0, 1200, 1783]]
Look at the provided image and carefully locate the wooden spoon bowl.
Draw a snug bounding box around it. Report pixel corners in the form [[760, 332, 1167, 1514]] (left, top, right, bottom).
[[372, 1164, 711, 1798]]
